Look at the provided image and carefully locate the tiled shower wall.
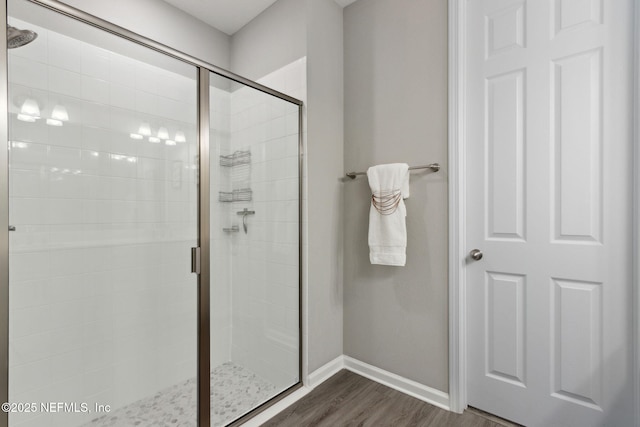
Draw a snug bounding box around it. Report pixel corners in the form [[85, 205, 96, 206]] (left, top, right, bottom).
[[227, 58, 305, 390], [7, 18, 198, 427]]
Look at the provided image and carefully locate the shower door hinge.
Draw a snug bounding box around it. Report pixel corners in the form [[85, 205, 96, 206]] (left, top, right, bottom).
[[191, 247, 201, 274]]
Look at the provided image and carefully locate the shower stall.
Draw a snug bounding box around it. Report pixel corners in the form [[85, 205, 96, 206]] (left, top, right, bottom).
[[2, 0, 302, 426]]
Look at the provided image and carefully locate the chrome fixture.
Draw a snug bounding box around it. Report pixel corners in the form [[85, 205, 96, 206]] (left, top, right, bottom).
[[7, 25, 38, 49], [223, 225, 240, 233], [236, 208, 255, 234], [346, 163, 440, 179], [470, 249, 483, 261]]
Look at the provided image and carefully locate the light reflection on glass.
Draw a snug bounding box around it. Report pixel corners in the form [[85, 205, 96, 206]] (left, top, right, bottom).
[[158, 127, 169, 140], [17, 114, 36, 122], [139, 123, 151, 136], [175, 131, 186, 143], [51, 105, 69, 122]]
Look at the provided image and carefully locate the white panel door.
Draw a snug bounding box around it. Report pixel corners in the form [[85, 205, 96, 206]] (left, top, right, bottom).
[[465, 0, 635, 425]]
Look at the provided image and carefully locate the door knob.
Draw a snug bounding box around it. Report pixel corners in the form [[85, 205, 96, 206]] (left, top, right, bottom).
[[470, 249, 483, 261]]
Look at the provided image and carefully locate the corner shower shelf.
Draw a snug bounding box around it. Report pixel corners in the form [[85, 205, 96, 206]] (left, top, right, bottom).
[[219, 149, 253, 203], [218, 188, 252, 202], [219, 150, 251, 167]]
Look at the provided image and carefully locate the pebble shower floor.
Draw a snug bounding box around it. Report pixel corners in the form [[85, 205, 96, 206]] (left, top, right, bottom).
[[83, 362, 277, 427]]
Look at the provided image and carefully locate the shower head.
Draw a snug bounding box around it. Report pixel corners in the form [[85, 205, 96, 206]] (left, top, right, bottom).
[[7, 25, 38, 49]]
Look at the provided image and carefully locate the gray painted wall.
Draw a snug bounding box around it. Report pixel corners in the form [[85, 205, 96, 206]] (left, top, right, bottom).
[[58, 0, 231, 68], [229, 0, 306, 80], [305, 0, 344, 374], [343, 0, 449, 392]]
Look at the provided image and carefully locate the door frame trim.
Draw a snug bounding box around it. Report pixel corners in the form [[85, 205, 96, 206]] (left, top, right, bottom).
[[448, 0, 640, 423], [447, 0, 467, 415]]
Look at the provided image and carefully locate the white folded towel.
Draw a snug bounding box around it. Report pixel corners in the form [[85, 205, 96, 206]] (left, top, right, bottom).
[[367, 163, 410, 266]]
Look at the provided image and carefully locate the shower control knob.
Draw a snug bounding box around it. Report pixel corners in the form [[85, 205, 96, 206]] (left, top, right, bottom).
[[470, 249, 483, 261]]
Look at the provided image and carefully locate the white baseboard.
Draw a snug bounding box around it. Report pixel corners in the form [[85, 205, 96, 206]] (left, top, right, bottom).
[[242, 355, 450, 425], [343, 356, 451, 411], [305, 355, 345, 388]]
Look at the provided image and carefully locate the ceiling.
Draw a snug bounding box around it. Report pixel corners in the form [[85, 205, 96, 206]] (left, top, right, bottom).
[[162, 0, 360, 36], [162, 0, 279, 35]]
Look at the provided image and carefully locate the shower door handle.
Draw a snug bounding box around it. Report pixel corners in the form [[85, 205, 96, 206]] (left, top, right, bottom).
[[8, 225, 15, 231], [191, 247, 201, 274]]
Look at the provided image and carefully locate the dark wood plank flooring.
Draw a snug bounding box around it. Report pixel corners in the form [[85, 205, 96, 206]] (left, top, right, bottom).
[[262, 370, 517, 427]]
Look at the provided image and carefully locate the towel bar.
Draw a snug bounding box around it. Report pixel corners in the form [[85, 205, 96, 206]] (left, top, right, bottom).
[[345, 163, 440, 179]]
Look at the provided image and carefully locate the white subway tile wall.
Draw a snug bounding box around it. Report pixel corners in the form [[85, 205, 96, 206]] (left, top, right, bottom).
[[8, 17, 198, 427]]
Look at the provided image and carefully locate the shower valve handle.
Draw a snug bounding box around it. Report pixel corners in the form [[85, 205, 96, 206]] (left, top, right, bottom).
[[236, 209, 255, 234]]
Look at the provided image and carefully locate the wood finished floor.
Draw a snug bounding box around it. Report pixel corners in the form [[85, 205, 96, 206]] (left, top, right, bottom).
[[262, 370, 519, 427]]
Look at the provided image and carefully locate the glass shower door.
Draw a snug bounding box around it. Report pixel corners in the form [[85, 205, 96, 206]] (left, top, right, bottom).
[[7, 1, 199, 426], [209, 71, 301, 425]]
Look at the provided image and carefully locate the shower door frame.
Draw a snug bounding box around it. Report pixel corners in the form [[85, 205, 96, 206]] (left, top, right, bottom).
[[0, 1, 8, 423], [0, 1, 305, 426]]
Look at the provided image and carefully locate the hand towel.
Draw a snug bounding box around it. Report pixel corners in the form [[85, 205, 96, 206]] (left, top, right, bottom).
[[367, 163, 410, 266]]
